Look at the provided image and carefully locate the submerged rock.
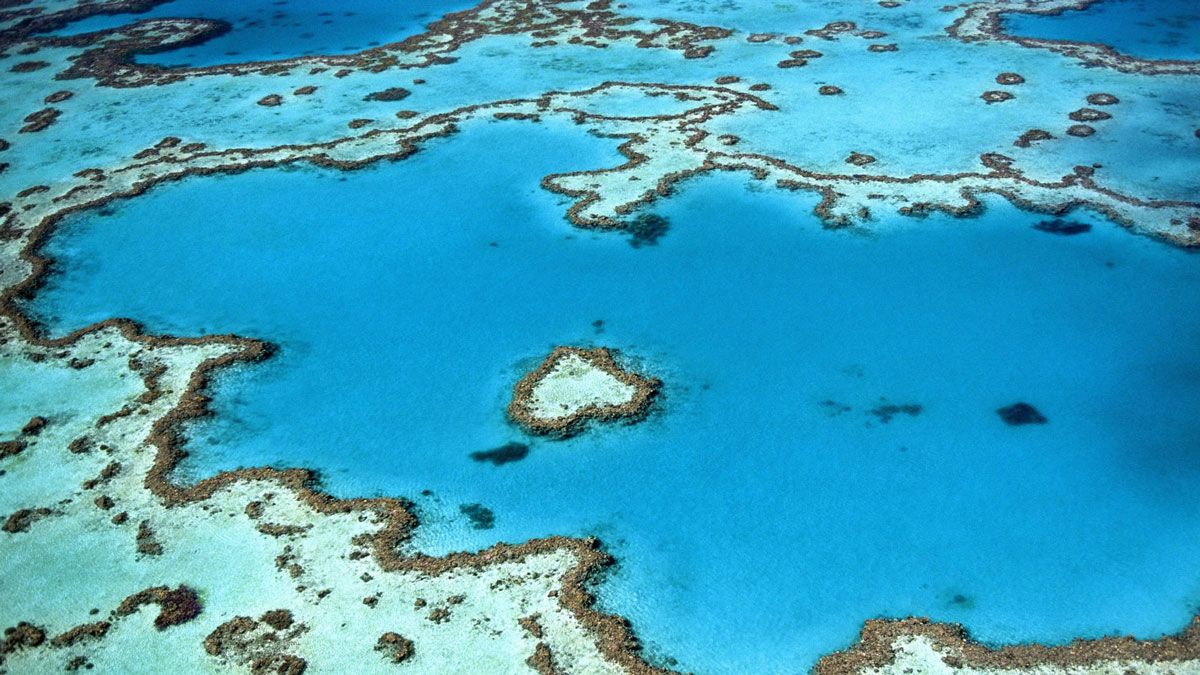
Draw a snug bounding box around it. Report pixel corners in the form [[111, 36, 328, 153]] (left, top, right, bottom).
[[468, 442, 530, 466], [459, 503, 495, 529], [1033, 218, 1091, 235], [996, 402, 1047, 426], [627, 213, 669, 248], [363, 87, 411, 102]]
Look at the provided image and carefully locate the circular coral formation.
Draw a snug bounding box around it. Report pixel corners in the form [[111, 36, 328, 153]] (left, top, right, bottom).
[[1069, 107, 1112, 122], [818, 85, 844, 95], [1086, 93, 1119, 106], [1067, 124, 1096, 137], [995, 72, 1025, 85], [845, 152, 877, 166], [715, 75, 739, 84], [980, 90, 1014, 103]]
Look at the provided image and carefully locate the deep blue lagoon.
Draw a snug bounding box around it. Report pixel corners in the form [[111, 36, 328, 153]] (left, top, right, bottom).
[[29, 120, 1200, 673]]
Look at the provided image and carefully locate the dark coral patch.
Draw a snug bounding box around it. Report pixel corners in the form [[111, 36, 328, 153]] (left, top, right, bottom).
[[980, 90, 1013, 104], [1033, 218, 1091, 235], [1069, 107, 1111, 122], [1014, 129, 1053, 148], [1086, 93, 1119, 106], [995, 72, 1025, 85], [997, 402, 1047, 426], [363, 87, 411, 102], [10, 61, 49, 73], [1066, 124, 1095, 137], [627, 212, 669, 248], [468, 442, 530, 466], [819, 85, 844, 95], [459, 503, 495, 530], [868, 403, 922, 423], [376, 632, 415, 663]]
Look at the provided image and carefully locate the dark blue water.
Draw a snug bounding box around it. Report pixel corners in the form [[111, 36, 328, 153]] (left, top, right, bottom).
[[1005, 0, 1200, 60], [49, 0, 474, 67], [30, 120, 1200, 673]]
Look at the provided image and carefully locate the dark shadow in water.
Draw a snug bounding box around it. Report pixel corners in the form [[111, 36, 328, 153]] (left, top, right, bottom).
[[996, 402, 1048, 426], [627, 213, 670, 248], [1033, 218, 1092, 236], [468, 442, 529, 466], [459, 503, 495, 529], [868, 402, 923, 423]]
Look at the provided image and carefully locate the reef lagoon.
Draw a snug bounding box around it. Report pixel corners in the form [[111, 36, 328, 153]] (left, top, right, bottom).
[[2, 0, 1200, 674]]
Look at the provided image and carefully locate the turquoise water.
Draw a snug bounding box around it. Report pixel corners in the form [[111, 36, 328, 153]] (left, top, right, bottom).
[[29, 119, 1200, 673], [48, 0, 473, 67], [1005, 0, 1200, 60]]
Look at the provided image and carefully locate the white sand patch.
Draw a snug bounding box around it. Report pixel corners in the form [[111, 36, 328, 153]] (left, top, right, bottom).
[[527, 354, 637, 420]]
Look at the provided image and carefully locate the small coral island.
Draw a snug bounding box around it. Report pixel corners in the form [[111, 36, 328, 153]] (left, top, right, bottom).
[[508, 346, 660, 437]]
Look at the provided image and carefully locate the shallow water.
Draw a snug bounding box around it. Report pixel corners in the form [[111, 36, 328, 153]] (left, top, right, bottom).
[[30, 119, 1200, 673], [1005, 0, 1200, 61], [48, 0, 474, 67]]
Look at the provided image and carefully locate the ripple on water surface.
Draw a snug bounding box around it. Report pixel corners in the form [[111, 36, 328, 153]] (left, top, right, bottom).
[[29, 120, 1200, 674]]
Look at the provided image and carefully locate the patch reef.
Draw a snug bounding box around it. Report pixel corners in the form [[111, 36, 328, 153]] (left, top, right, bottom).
[[508, 347, 660, 437]]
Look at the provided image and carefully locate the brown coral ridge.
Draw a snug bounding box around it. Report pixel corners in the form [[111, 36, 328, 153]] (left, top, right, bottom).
[[115, 585, 202, 630], [2, 507, 51, 533], [49, 622, 111, 648], [19, 108, 61, 133], [947, 0, 1200, 76], [1, 622, 45, 662], [1014, 128, 1053, 148], [526, 642, 561, 675], [845, 152, 876, 166], [375, 632, 415, 663], [507, 346, 662, 438], [813, 615, 1200, 675], [204, 611, 309, 673], [24, 0, 731, 89]]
